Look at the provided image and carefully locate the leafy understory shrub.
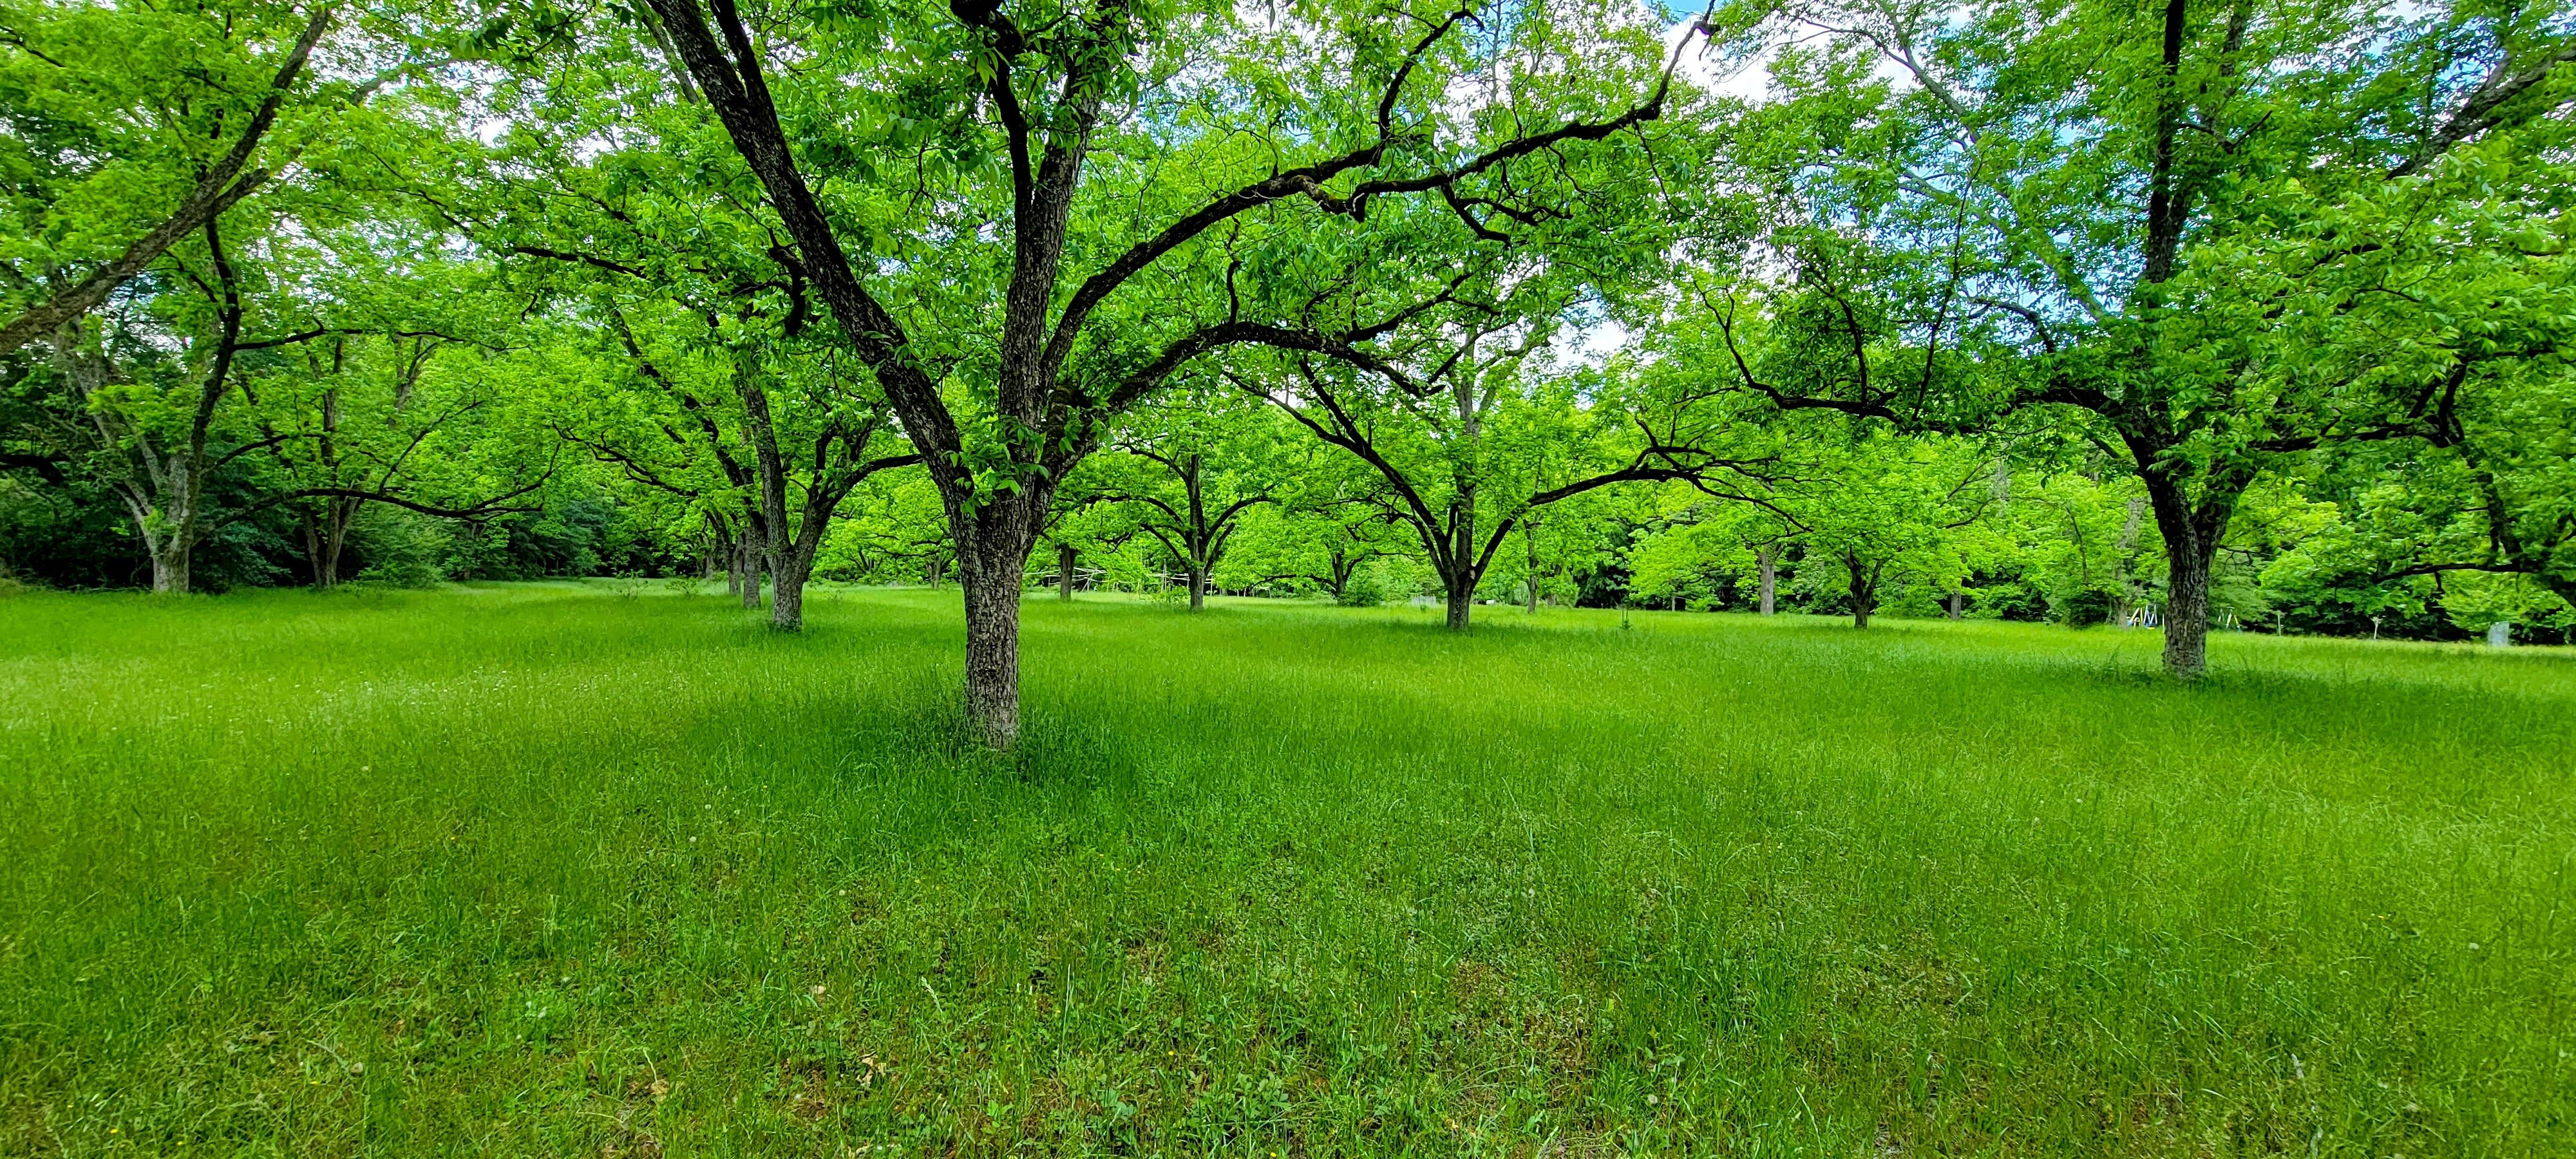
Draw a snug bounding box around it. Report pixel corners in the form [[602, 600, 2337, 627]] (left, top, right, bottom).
[[2059, 588, 2117, 627], [351, 507, 452, 588]]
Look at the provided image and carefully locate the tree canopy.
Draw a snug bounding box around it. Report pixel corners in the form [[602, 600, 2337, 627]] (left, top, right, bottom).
[[5, 0, 2573, 740]]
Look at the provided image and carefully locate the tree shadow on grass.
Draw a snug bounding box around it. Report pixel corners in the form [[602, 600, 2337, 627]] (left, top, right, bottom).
[[838, 679, 1140, 796]]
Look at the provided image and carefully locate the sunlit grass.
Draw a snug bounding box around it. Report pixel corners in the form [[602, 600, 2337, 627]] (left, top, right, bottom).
[[2, 584, 2569, 1154]]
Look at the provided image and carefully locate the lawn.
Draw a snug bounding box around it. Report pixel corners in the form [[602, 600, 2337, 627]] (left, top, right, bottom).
[[1, 584, 2569, 1156]]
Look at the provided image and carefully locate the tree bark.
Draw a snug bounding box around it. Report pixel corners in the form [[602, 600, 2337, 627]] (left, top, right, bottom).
[[2146, 488, 2222, 679], [2162, 540, 2213, 674], [322, 534, 343, 587], [293, 386, 357, 589], [1946, 590, 1964, 620], [302, 496, 357, 588], [1444, 570, 1473, 630], [1847, 552, 1875, 630], [1757, 546, 1777, 616], [738, 534, 764, 608], [1441, 493, 1477, 631], [961, 580, 1020, 745], [954, 522, 1030, 747], [771, 551, 808, 629], [1057, 542, 1076, 599], [302, 513, 325, 587], [764, 453, 891, 625], [730, 350, 822, 632], [2136, 458, 2242, 679], [1524, 523, 1540, 612], [2111, 494, 2146, 623], [1187, 567, 1206, 611], [149, 533, 191, 595], [310, 514, 341, 587]]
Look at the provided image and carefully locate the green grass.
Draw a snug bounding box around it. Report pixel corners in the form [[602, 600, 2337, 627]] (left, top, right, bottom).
[[1, 585, 2570, 1156]]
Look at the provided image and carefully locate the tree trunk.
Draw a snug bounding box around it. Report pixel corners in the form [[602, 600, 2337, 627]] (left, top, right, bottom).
[[303, 513, 327, 587], [1521, 527, 1540, 612], [771, 551, 809, 630], [730, 349, 807, 632], [135, 471, 200, 595], [71, 328, 201, 595], [1946, 591, 1964, 620], [2138, 467, 2239, 680], [739, 536, 764, 609], [1443, 493, 1475, 632], [1444, 571, 1473, 630], [2163, 542, 2214, 675], [1058, 542, 1076, 600], [1757, 547, 1777, 616], [2111, 494, 2146, 624], [1848, 555, 1874, 630], [1181, 454, 1211, 614], [149, 534, 191, 595], [954, 527, 1027, 747], [314, 500, 353, 589]]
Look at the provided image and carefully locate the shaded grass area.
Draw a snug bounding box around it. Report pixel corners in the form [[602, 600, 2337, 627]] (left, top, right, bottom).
[[1, 584, 2570, 1155]]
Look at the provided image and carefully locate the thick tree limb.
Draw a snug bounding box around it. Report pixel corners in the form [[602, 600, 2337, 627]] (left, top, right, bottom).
[[0, 6, 333, 357], [1037, 8, 1699, 391], [2390, 39, 2576, 177], [223, 476, 549, 523], [0, 451, 68, 485], [636, 0, 960, 468]]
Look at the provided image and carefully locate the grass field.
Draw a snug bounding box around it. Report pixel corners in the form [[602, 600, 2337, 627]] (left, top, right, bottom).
[[1, 584, 2570, 1156]]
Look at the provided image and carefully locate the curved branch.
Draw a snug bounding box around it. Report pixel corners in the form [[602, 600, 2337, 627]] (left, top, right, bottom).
[[0, 5, 334, 357]]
